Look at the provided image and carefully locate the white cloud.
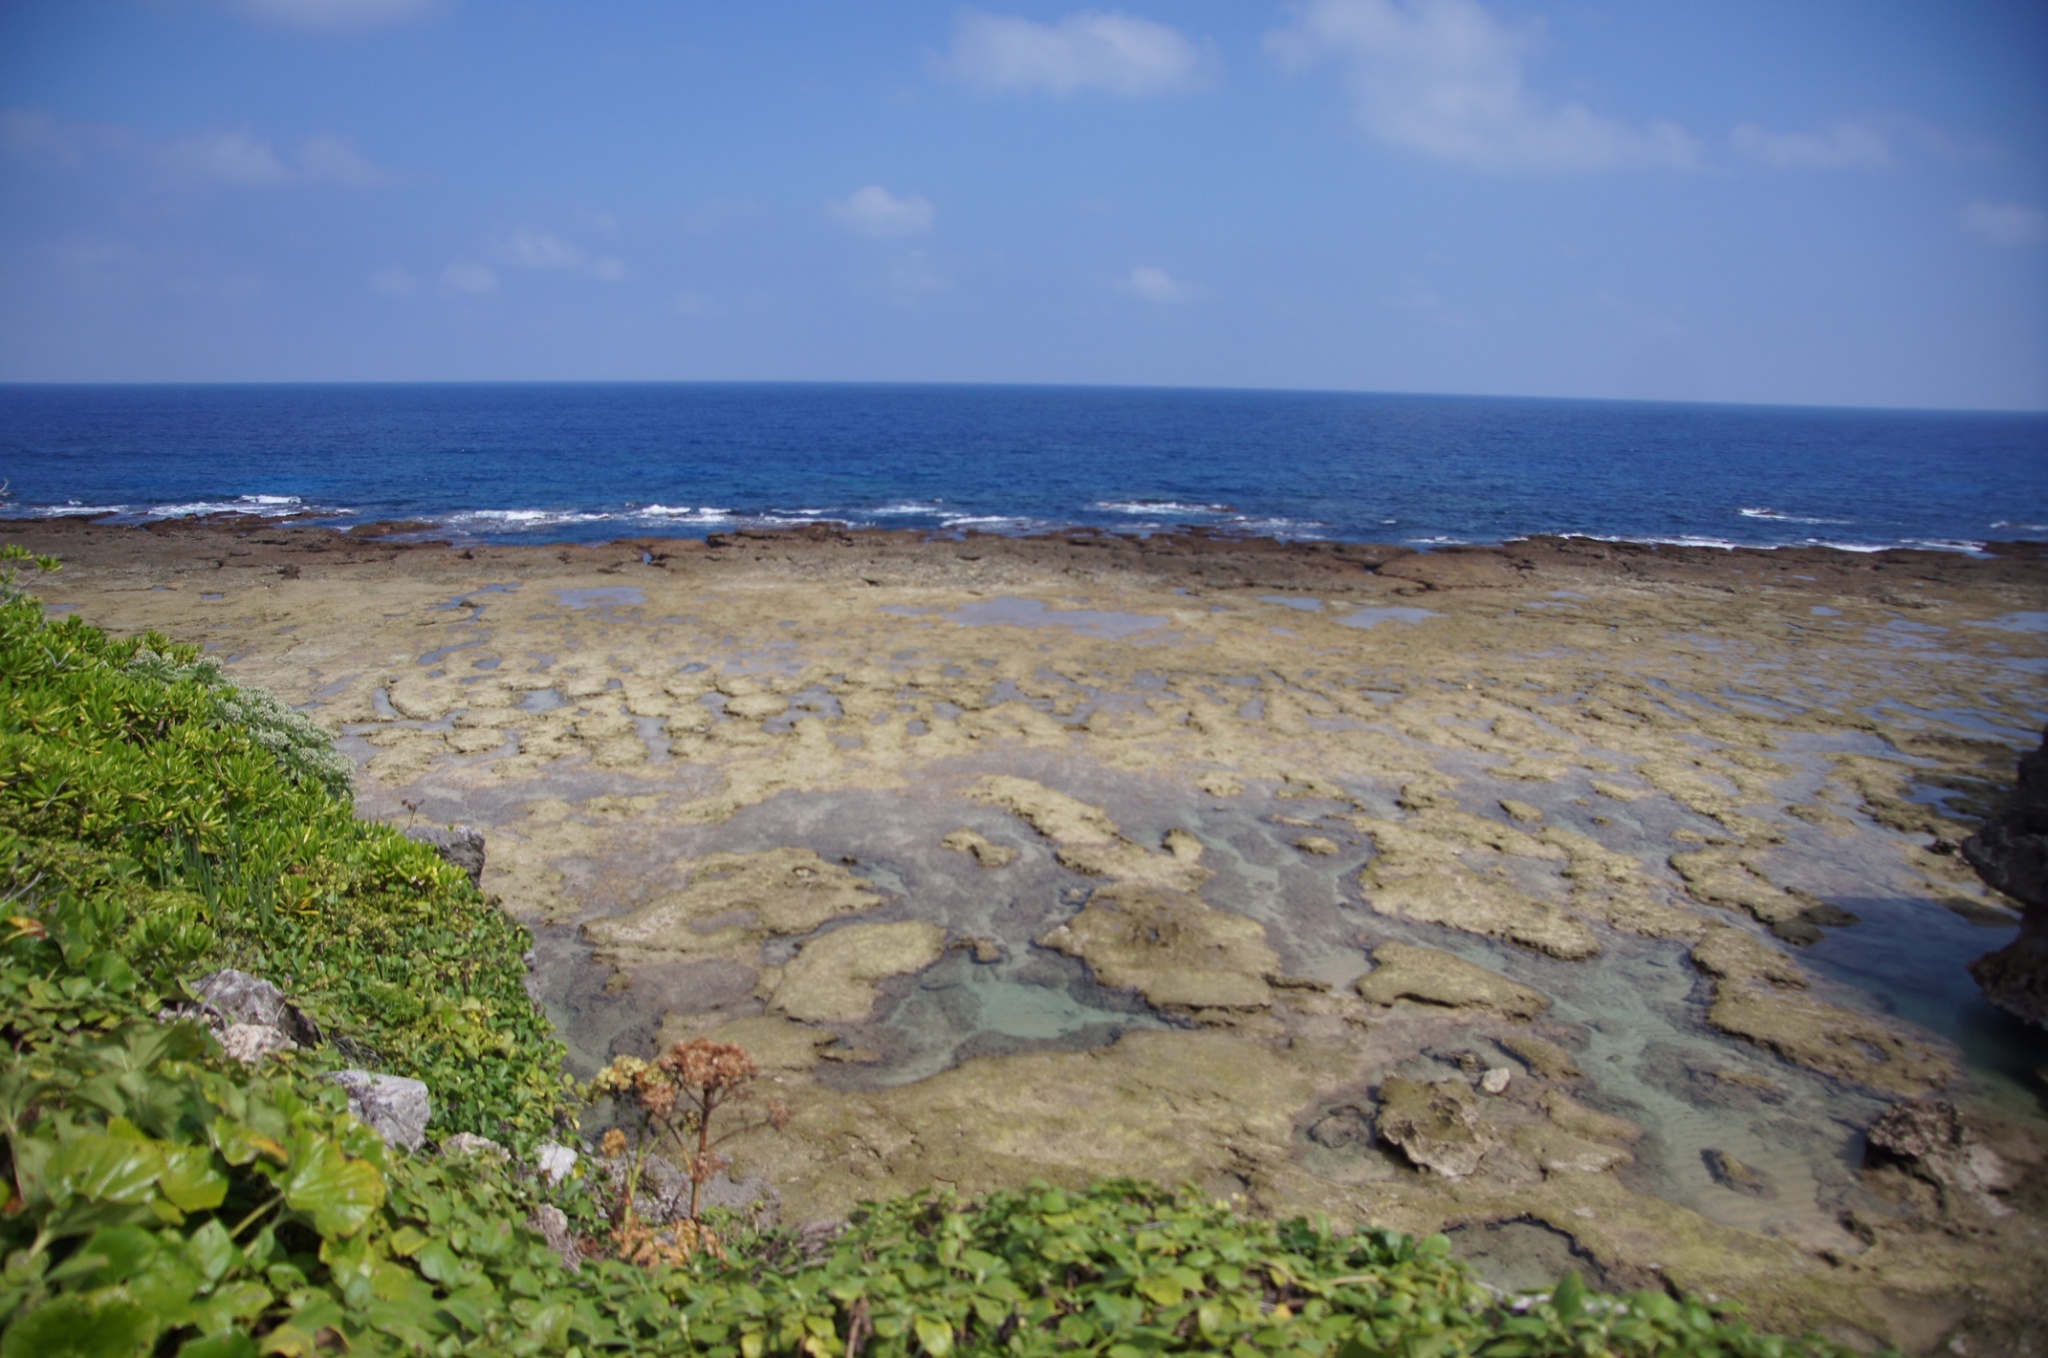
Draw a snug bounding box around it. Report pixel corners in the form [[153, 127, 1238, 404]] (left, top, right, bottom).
[[232, 0, 441, 31], [1960, 200, 2048, 248], [160, 129, 293, 185], [936, 9, 1210, 96], [499, 228, 627, 280], [297, 135, 386, 185], [157, 129, 388, 187], [829, 185, 935, 239], [1, 109, 131, 165], [1265, 0, 1697, 173], [370, 265, 417, 295], [441, 262, 498, 294], [1731, 120, 1890, 169], [1121, 264, 1192, 303]]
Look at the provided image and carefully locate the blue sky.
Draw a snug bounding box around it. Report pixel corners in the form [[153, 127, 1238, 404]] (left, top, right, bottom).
[[1, 0, 2043, 409]]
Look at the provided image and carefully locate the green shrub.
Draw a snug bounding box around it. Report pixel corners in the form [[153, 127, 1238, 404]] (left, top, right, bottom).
[[0, 570, 566, 1144]]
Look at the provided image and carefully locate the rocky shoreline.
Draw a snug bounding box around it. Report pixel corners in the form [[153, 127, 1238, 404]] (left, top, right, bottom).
[[8, 514, 2048, 1354]]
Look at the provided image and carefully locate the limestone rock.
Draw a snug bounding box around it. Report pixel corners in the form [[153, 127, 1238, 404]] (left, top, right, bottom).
[[1500, 1033, 1582, 1081], [1374, 1076, 1491, 1178], [768, 920, 947, 1023], [193, 968, 320, 1047], [583, 848, 882, 962], [1295, 835, 1340, 856], [940, 829, 1019, 869], [406, 824, 487, 889], [528, 1204, 581, 1271], [1693, 925, 1953, 1097], [1361, 868, 1599, 960], [1479, 1066, 1513, 1094], [442, 1132, 507, 1160], [1702, 1148, 1776, 1198], [536, 1142, 579, 1185], [1038, 883, 1276, 1012], [326, 1070, 431, 1151], [1354, 942, 1548, 1018], [219, 1023, 296, 1065], [1864, 1099, 2012, 1220], [195, 968, 289, 1027]]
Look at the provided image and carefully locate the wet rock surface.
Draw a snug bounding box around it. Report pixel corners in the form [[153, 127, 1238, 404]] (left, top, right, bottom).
[[15, 518, 2048, 1352]]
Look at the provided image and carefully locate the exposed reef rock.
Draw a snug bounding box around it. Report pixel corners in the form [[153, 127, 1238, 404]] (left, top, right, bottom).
[[767, 921, 948, 1023], [1690, 924, 1954, 1097], [1040, 884, 1278, 1014], [1962, 727, 2048, 1026], [1374, 1076, 1493, 1178], [1353, 942, 1549, 1018], [17, 516, 2048, 1349], [582, 848, 881, 962], [1864, 1099, 2014, 1223], [939, 828, 1018, 869]]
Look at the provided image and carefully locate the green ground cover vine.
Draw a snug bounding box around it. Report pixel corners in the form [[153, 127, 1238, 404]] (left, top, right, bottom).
[[0, 547, 1866, 1356]]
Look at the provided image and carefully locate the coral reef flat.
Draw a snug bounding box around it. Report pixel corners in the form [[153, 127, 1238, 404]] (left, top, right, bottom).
[[12, 515, 2048, 1352]]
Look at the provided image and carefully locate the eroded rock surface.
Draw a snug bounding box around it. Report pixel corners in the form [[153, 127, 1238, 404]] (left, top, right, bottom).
[[1353, 943, 1548, 1018], [18, 518, 2048, 1351]]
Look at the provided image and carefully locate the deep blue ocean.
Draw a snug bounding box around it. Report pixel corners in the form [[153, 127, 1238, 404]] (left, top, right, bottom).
[[1, 383, 2043, 551]]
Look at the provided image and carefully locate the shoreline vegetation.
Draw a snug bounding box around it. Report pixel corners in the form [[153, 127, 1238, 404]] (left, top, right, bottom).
[[4, 518, 2046, 1354]]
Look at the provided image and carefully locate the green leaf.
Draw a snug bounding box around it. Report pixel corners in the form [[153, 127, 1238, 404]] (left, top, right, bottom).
[[175, 1336, 258, 1358], [279, 1136, 384, 1238], [1552, 1271, 1584, 1322], [45, 1226, 158, 1287], [1136, 1273, 1185, 1308], [0, 1293, 157, 1358], [913, 1314, 954, 1358], [157, 1145, 228, 1212], [184, 1219, 238, 1284], [46, 1133, 162, 1206]]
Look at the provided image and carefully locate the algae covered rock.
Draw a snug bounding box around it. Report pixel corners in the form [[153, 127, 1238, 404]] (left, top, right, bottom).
[[583, 847, 882, 960], [769, 920, 948, 1023], [1692, 925, 1954, 1098], [941, 828, 1019, 869], [1374, 1076, 1492, 1178], [1038, 883, 1276, 1013], [1354, 942, 1549, 1018]]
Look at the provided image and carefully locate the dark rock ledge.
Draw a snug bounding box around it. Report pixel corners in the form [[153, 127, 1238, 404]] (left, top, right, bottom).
[[1962, 726, 2048, 1027]]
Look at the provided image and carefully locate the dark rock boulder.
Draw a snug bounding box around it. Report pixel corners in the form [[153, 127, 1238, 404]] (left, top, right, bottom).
[[1961, 727, 2048, 1026], [406, 824, 487, 889]]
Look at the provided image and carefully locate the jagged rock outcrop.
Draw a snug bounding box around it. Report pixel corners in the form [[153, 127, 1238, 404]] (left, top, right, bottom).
[[326, 1070, 432, 1151], [1864, 1098, 2012, 1221], [1962, 727, 2048, 1026]]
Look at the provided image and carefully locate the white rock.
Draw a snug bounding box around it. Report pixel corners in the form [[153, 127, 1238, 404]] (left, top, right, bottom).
[[1479, 1066, 1513, 1095], [536, 1141, 579, 1185], [219, 1023, 296, 1065], [326, 1070, 431, 1151], [442, 1132, 508, 1160], [196, 969, 288, 1028]]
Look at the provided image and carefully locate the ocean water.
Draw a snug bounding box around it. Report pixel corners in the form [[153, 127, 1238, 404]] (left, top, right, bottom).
[[1, 383, 2044, 550]]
